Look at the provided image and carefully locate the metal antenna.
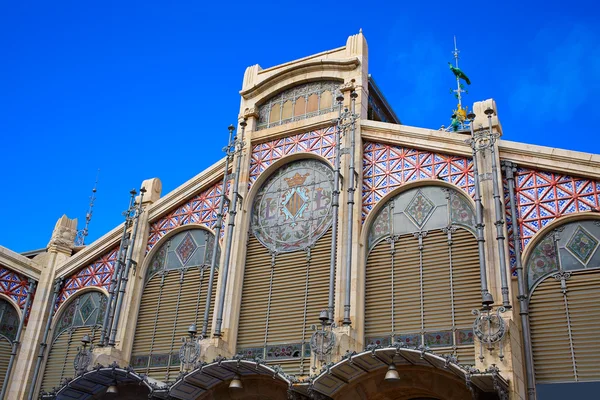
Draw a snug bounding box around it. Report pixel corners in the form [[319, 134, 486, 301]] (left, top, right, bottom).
[[75, 169, 100, 246], [452, 36, 465, 107]]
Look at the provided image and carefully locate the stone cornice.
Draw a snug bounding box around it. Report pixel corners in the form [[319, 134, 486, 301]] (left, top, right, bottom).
[[361, 121, 600, 180], [498, 139, 600, 179], [56, 224, 123, 277], [360, 120, 473, 157], [250, 113, 337, 145], [240, 58, 360, 100], [0, 245, 41, 280]]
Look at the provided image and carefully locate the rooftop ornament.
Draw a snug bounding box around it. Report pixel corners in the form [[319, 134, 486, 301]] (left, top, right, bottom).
[[441, 37, 472, 133]]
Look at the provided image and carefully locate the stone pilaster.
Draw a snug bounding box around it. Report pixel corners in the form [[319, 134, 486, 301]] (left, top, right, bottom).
[[7, 216, 77, 399], [96, 178, 162, 368]]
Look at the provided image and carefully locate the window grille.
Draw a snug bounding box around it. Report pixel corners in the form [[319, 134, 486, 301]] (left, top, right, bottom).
[[40, 291, 106, 392], [131, 228, 218, 382], [364, 186, 479, 365], [257, 81, 341, 130]]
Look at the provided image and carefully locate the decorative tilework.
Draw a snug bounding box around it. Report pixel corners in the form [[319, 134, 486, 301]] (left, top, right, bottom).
[[405, 190, 435, 228], [0, 298, 20, 341], [505, 167, 600, 273], [266, 343, 303, 360], [175, 232, 197, 264], [526, 236, 558, 288], [57, 247, 118, 307], [362, 142, 475, 220], [147, 182, 227, 252], [0, 266, 33, 311], [365, 336, 392, 347], [566, 226, 598, 264], [456, 329, 475, 345], [251, 159, 334, 252], [249, 126, 336, 185], [395, 333, 420, 346], [424, 331, 452, 348]]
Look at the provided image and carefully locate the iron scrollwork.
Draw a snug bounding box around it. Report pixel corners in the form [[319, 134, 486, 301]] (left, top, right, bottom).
[[472, 306, 507, 361]]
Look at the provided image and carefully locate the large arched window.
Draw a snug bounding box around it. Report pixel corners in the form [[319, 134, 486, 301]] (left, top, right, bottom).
[[0, 298, 20, 391], [237, 159, 334, 375], [527, 219, 600, 384], [131, 228, 219, 382], [41, 290, 106, 392], [364, 186, 479, 365], [257, 81, 341, 130]]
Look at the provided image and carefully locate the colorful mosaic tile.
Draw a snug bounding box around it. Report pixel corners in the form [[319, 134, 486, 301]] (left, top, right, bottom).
[[131, 355, 149, 369], [395, 333, 421, 347], [175, 232, 197, 264], [147, 182, 227, 252], [266, 343, 303, 360], [0, 298, 20, 341], [526, 236, 558, 288], [237, 346, 264, 359], [249, 126, 336, 185], [424, 331, 453, 348], [456, 329, 475, 345], [57, 247, 118, 307], [405, 190, 435, 228], [566, 226, 598, 265], [505, 167, 600, 273], [251, 159, 334, 252], [362, 142, 475, 220], [365, 336, 392, 347], [0, 266, 34, 311], [150, 353, 170, 367]]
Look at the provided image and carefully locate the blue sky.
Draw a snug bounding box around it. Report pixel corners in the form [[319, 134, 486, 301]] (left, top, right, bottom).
[[1, 0, 599, 253]]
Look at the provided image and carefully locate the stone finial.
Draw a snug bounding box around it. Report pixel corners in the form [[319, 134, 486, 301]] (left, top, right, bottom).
[[139, 178, 161, 204], [346, 30, 368, 57], [47, 215, 78, 253], [472, 99, 503, 136]]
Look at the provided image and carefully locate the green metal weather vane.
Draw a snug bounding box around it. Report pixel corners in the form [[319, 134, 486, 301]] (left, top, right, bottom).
[[445, 36, 471, 132]]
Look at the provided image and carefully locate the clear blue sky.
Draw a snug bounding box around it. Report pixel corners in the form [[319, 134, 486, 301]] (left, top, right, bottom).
[[1, 0, 599, 254]]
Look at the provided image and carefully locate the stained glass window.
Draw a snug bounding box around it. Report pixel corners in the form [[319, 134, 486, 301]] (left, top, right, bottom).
[[257, 81, 342, 130], [53, 291, 106, 340], [146, 228, 218, 283], [367, 186, 476, 250], [251, 159, 334, 252], [527, 220, 600, 289], [0, 299, 20, 342]]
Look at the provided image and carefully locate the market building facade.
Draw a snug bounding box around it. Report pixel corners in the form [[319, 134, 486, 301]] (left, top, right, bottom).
[[1, 32, 599, 400]]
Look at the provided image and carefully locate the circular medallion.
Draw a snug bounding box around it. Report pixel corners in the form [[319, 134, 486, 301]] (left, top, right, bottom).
[[251, 159, 334, 252]]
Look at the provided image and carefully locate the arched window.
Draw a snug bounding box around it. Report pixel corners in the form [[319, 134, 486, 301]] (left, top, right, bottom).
[[527, 220, 600, 384], [237, 159, 334, 375], [257, 81, 341, 130], [364, 186, 479, 365], [0, 298, 20, 390], [131, 228, 219, 382], [41, 290, 106, 392]]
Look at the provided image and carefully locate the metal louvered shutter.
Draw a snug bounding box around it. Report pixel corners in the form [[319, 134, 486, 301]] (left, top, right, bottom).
[[237, 230, 331, 375], [41, 326, 97, 393], [530, 269, 600, 383], [132, 267, 216, 382], [0, 337, 11, 391], [365, 228, 479, 364]]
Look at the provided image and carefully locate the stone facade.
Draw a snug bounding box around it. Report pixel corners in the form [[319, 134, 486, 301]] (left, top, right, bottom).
[[1, 33, 599, 400]]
